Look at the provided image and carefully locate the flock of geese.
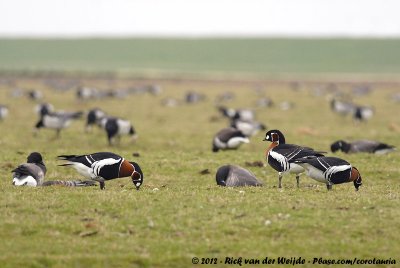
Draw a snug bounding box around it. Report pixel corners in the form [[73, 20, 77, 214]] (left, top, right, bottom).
[[2, 82, 397, 191]]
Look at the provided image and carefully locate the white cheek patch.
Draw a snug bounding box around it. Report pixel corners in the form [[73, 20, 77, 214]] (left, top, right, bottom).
[[135, 183, 141, 187], [266, 135, 270, 140]]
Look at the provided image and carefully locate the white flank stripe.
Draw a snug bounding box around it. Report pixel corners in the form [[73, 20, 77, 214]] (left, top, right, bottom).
[[269, 150, 289, 171], [324, 165, 351, 180], [92, 158, 121, 177]]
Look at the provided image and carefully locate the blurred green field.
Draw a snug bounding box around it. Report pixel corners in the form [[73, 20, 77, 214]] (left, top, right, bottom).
[[0, 75, 399, 267], [1, 38, 400, 76]]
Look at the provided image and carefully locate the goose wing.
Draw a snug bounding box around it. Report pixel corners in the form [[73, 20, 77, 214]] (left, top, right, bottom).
[[351, 140, 380, 153], [274, 144, 324, 162], [227, 165, 262, 187], [216, 128, 245, 143], [12, 163, 45, 181]]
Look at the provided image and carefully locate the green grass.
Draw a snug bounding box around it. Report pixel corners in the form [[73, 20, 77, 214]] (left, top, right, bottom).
[[1, 38, 400, 76], [0, 76, 399, 267]]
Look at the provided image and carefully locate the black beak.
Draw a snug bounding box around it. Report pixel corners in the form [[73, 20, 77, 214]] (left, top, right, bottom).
[[262, 138, 268, 141], [135, 185, 140, 191]]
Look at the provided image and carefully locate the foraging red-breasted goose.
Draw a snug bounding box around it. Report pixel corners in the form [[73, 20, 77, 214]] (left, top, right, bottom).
[[294, 156, 362, 191], [58, 152, 143, 190]]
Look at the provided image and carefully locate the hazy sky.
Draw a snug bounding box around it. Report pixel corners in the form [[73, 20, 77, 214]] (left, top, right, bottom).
[[1, 0, 399, 37]]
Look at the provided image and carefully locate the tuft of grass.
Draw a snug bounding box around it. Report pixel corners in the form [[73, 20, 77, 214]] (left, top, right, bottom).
[[0, 75, 399, 267]]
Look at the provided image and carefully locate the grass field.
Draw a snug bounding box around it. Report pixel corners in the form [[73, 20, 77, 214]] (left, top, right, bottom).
[[0, 38, 399, 267], [1, 38, 400, 76], [0, 74, 399, 267]]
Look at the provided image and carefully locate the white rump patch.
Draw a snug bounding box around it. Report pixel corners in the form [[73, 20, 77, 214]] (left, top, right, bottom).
[[13, 176, 37, 187], [70, 162, 94, 179]]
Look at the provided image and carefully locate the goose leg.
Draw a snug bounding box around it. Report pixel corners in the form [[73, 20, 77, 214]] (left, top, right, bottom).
[[296, 175, 300, 188], [93, 177, 105, 190], [278, 172, 282, 188], [326, 183, 333, 191]]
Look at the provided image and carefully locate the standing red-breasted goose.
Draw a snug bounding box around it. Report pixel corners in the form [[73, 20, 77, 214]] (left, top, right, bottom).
[[263, 129, 325, 188], [58, 152, 143, 190]]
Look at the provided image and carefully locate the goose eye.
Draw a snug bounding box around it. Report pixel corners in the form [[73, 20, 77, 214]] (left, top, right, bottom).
[[132, 171, 142, 181]]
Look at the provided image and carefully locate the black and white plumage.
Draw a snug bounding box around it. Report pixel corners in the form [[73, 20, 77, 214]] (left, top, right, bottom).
[[353, 106, 374, 122], [218, 106, 255, 121], [185, 91, 206, 103], [256, 97, 274, 108], [212, 127, 250, 152], [216, 165, 263, 187], [331, 140, 396, 155], [76, 86, 99, 100], [352, 85, 372, 97], [35, 110, 83, 137], [27, 90, 43, 101], [35, 103, 54, 116], [294, 156, 362, 191], [330, 99, 355, 116], [12, 152, 47, 186], [12, 152, 95, 187], [0, 105, 9, 120], [58, 152, 144, 190], [86, 108, 107, 132], [263, 130, 325, 188], [100, 117, 137, 145], [230, 119, 266, 137]]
